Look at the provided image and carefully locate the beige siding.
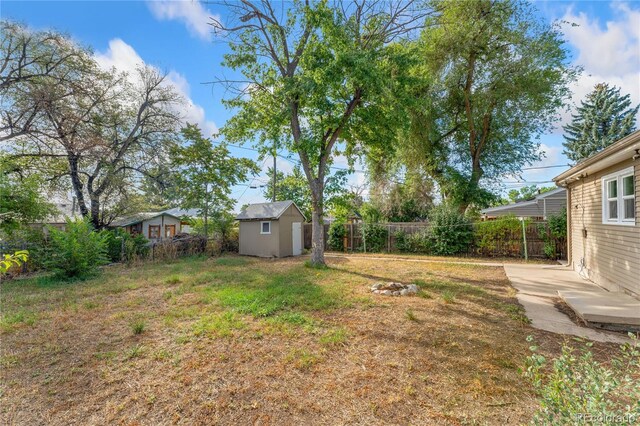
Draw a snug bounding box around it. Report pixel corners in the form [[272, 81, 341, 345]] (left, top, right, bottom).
[[567, 159, 640, 297], [142, 215, 182, 241], [239, 220, 280, 257], [277, 204, 305, 257]]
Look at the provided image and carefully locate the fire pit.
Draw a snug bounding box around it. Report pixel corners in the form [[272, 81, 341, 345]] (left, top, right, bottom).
[[370, 282, 420, 296]]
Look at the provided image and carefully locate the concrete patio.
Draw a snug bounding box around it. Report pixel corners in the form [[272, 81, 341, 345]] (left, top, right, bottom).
[[503, 263, 636, 344]]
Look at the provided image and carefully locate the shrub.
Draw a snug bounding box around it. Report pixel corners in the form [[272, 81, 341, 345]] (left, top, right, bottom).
[[44, 218, 109, 278], [427, 205, 473, 255], [524, 335, 640, 425], [103, 228, 149, 263], [474, 216, 525, 257], [538, 207, 567, 259], [1, 226, 49, 272], [395, 229, 431, 253], [328, 220, 346, 251], [360, 222, 388, 252]]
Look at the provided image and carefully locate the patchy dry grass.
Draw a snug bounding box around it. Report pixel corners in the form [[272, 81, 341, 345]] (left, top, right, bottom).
[[0, 254, 618, 425]]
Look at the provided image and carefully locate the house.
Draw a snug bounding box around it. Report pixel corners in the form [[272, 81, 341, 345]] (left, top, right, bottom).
[[554, 130, 639, 298], [111, 212, 184, 241], [236, 200, 305, 258], [160, 207, 200, 233], [481, 188, 567, 220]]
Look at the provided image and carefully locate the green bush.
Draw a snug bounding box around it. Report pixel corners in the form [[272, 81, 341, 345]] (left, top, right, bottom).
[[103, 228, 149, 263], [538, 207, 567, 259], [394, 229, 430, 253], [524, 335, 640, 425], [427, 205, 472, 255], [360, 222, 388, 252], [328, 220, 346, 251], [474, 216, 525, 257], [1, 226, 49, 271], [44, 218, 109, 278]]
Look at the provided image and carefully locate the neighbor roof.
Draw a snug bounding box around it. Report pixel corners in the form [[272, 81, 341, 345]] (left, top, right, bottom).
[[236, 200, 305, 221], [111, 212, 181, 227], [481, 187, 566, 217]]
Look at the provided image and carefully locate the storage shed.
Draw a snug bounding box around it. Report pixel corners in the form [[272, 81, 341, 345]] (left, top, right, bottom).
[[236, 200, 306, 258]]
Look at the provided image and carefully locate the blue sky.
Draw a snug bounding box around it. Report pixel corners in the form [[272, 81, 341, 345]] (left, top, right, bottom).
[[3, 0, 639, 207]]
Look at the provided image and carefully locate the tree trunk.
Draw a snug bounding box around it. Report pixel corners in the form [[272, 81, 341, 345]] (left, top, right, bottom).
[[310, 205, 324, 265], [68, 154, 89, 217], [90, 197, 101, 229], [309, 178, 325, 266]]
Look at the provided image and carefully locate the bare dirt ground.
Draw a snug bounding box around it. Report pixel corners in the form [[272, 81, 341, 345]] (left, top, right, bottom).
[[0, 255, 619, 425]]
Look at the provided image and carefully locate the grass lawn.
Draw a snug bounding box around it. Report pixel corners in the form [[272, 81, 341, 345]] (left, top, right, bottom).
[[0, 255, 617, 425]]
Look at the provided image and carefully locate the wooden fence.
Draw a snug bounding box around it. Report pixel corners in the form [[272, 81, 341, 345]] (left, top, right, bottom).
[[304, 221, 566, 259]]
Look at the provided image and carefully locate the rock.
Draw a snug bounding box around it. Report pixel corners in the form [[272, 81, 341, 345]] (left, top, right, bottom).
[[392, 291, 401, 296], [373, 290, 381, 294], [406, 284, 419, 294], [400, 289, 409, 296], [381, 290, 393, 296], [371, 283, 384, 291]]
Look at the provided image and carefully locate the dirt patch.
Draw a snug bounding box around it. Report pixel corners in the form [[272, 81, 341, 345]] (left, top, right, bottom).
[[0, 255, 619, 425]]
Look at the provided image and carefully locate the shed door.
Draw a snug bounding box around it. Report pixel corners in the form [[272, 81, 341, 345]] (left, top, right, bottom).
[[292, 222, 302, 256]]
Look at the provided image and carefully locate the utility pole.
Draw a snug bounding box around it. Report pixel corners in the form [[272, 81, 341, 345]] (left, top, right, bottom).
[[272, 140, 276, 202]]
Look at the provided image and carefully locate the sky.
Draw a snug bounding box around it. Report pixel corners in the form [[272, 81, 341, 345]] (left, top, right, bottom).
[[2, 0, 639, 209]]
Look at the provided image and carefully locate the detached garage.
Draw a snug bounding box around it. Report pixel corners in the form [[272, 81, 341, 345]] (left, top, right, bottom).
[[236, 200, 305, 258]]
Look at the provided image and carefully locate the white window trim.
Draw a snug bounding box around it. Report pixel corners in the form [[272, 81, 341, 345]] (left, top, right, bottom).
[[260, 221, 271, 234], [601, 167, 635, 226]]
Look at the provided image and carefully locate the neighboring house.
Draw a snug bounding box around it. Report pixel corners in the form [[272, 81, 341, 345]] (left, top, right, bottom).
[[111, 212, 183, 241], [481, 188, 567, 220], [236, 200, 305, 258], [554, 130, 640, 298], [160, 207, 200, 234], [28, 196, 83, 231]]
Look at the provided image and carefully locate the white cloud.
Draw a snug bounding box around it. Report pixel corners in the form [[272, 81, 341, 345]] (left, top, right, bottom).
[[558, 2, 640, 129], [94, 39, 218, 136], [147, 0, 217, 41]]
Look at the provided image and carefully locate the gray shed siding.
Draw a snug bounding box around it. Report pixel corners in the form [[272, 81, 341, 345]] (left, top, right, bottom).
[[239, 220, 280, 257], [567, 159, 640, 298]]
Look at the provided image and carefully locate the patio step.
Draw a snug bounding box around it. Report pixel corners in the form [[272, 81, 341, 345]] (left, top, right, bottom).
[[558, 289, 640, 332]]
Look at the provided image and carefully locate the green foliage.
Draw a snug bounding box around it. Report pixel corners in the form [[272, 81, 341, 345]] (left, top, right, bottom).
[[396, 0, 575, 210], [103, 228, 149, 263], [507, 185, 556, 203], [394, 230, 430, 253], [172, 125, 258, 235], [44, 218, 109, 278], [563, 83, 639, 162], [538, 207, 567, 259], [427, 205, 473, 255], [524, 335, 640, 425], [360, 223, 388, 253], [0, 250, 28, 274], [327, 220, 346, 251], [0, 157, 55, 233], [475, 216, 526, 256]]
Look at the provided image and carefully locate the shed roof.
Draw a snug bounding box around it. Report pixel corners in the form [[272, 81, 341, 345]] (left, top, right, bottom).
[[111, 212, 181, 227], [236, 200, 305, 221], [481, 187, 566, 217]]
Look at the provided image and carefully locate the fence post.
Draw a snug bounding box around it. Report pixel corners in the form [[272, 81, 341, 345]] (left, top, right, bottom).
[[363, 223, 367, 253], [521, 218, 528, 261], [350, 224, 353, 253], [387, 224, 390, 252]]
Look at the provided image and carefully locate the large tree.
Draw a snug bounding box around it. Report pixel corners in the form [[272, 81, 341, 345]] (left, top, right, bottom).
[[563, 83, 639, 162], [393, 0, 575, 212], [172, 124, 258, 236], [1, 24, 183, 228], [212, 0, 425, 265]]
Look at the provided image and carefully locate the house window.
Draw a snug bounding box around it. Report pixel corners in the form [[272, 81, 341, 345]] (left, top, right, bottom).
[[260, 221, 271, 234], [149, 225, 161, 239], [602, 167, 635, 225]]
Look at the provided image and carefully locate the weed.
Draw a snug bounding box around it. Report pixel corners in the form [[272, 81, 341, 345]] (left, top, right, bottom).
[[193, 311, 245, 338], [165, 275, 182, 285], [405, 309, 418, 322], [286, 348, 320, 370], [125, 344, 145, 360], [319, 327, 349, 347], [441, 290, 456, 303], [130, 319, 146, 335], [0, 310, 37, 332], [83, 301, 99, 310], [304, 260, 329, 270]]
